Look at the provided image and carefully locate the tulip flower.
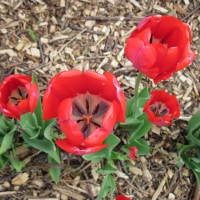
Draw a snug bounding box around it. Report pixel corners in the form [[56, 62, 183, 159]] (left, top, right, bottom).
[[43, 70, 126, 155], [0, 74, 39, 120], [124, 15, 195, 84], [116, 195, 132, 200], [129, 146, 138, 160], [143, 90, 180, 126]]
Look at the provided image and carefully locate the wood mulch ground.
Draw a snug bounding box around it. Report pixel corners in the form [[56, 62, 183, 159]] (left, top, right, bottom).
[[0, 0, 200, 199]]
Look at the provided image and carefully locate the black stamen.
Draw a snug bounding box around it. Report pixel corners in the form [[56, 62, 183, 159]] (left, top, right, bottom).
[[159, 109, 168, 117], [157, 103, 161, 110], [150, 106, 155, 112], [18, 88, 22, 97], [25, 93, 29, 98], [86, 99, 89, 113], [92, 104, 99, 115], [81, 124, 91, 139], [93, 101, 109, 118], [73, 103, 84, 116], [77, 119, 83, 123], [92, 121, 101, 127], [10, 97, 18, 100]]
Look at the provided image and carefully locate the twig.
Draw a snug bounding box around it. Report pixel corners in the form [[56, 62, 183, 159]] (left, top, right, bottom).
[[58, 28, 87, 54], [3, 62, 23, 69], [193, 183, 200, 200], [38, 38, 45, 63], [0, 191, 17, 196], [24, 52, 40, 62], [69, 24, 104, 35], [181, 5, 200, 21], [66, 16, 143, 22], [23, 63, 48, 73]]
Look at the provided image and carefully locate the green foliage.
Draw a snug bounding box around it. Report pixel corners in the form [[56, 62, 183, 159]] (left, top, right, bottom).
[[28, 29, 38, 40], [96, 174, 116, 200], [177, 112, 200, 185], [83, 133, 120, 163], [120, 87, 152, 156], [0, 115, 25, 171], [48, 146, 61, 184]]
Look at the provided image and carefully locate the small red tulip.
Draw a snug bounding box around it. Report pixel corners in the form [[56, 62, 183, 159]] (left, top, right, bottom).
[[0, 74, 39, 120], [43, 70, 126, 155], [129, 146, 138, 161], [125, 15, 195, 84], [116, 195, 132, 200], [143, 90, 180, 126]]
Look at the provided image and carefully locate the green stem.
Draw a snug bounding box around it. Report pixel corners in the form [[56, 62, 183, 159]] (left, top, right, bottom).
[[133, 72, 143, 116]]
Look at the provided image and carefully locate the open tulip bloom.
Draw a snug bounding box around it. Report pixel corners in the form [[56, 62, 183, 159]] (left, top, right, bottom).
[[143, 90, 180, 126], [0, 74, 39, 120], [43, 70, 126, 155], [125, 15, 195, 84]]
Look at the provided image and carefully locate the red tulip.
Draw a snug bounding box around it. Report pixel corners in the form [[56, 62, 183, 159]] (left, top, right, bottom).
[[143, 90, 180, 126], [0, 74, 39, 120], [129, 146, 138, 160], [43, 70, 126, 155], [124, 15, 195, 84], [116, 195, 132, 200]]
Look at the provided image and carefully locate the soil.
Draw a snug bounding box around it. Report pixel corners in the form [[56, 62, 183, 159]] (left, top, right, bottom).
[[0, 0, 200, 200]]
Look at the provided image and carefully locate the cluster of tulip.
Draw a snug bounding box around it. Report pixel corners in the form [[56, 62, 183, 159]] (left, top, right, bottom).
[[0, 15, 195, 199]]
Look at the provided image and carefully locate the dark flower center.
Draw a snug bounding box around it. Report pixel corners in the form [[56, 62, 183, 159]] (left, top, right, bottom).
[[71, 92, 110, 139], [9, 87, 28, 105], [150, 102, 169, 117]]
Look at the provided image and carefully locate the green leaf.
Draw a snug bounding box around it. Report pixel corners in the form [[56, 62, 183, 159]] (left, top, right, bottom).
[[22, 131, 55, 153], [125, 87, 150, 118], [96, 174, 116, 200], [83, 150, 105, 163], [48, 152, 61, 184], [97, 163, 117, 174], [0, 128, 15, 155], [48, 146, 60, 164], [129, 113, 153, 141], [188, 112, 200, 133], [44, 119, 57, 152], [0, 154, 8, 170], [128, 138, 149, 156], [110, 151, 128, 161], [22, 120, 41, 139], [83, 133, 120, 162], [3, 154, 25, 172]]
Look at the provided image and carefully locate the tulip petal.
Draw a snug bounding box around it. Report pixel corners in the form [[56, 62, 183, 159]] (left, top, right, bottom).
[[175, 50, 195, 71], [84, 101, 118, 146], [43, 70, 86, 120], [6, 103, 21, 120], [136, 27, 151, 44], [116, 194, 132, 200], [18, 99, 29, 114], [103, 72, 126, 122], [56, 138, 107, 155], [83, 70, 108, 95], [28, 82, 39, 113], [59, 120, 84, 146], [125, 38, 158, 79], [58, 98, 72, 122]]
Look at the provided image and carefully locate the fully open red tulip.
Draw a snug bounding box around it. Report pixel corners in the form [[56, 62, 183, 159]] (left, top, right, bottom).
[[0, 74, 39, 120], [143, 90, 180, 126], [116, 195, 132, 200], [43, 70, 126, 155], [125, 15, 195, 84]]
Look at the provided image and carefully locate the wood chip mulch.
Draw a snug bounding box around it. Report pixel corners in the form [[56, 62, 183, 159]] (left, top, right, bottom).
[[0, 0, 200, 199]]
